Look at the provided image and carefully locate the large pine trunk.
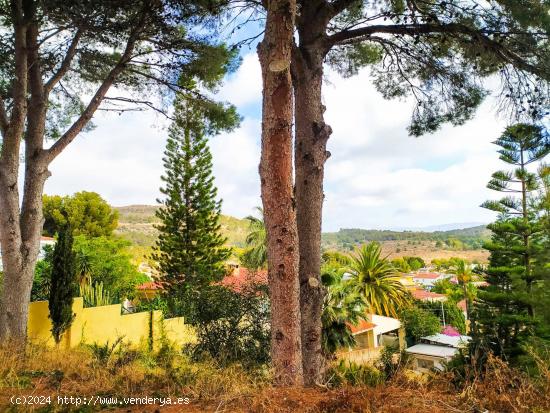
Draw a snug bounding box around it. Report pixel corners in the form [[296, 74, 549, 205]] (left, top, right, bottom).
[[257, 0, 303, 386], [0, 161, 48, 341], [293, 7, 332, 385]]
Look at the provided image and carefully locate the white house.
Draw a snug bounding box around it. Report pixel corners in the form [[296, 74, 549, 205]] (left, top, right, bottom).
[[412, 272, 453, 289], [406, 333, 471, 372], [0, 236, 55, 271], [338, 313, 405, 365]]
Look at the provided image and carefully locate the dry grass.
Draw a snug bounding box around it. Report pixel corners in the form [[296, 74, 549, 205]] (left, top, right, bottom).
[[0, 340, 267, 411], [380, 240, 489, 264], [1, 343, 549, 412]]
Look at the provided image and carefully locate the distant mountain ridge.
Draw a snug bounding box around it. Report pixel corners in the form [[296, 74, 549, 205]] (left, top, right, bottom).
[[393, 222, 487, 232]]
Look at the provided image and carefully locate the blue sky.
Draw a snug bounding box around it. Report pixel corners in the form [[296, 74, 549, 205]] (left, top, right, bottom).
[[44, 50, 509, 232]]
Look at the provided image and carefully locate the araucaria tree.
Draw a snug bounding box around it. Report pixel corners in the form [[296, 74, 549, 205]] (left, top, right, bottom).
[[474, 123, 550, 360], [0, 0, 234, 340], [257, 0, 303, 385], [290, 0, 550, 384], [153, 97, 235, 316], [48, 224, 77, 344]]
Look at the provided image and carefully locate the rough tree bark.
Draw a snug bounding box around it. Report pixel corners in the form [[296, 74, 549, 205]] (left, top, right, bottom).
[[292, 1, 333, 385], [257, 0, 303, 386]]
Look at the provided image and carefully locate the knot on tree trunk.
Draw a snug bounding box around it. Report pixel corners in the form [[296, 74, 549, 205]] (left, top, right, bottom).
[[269, 59, 290, 73], [311, 121, 332, 143], [307, 277, 320, 288]]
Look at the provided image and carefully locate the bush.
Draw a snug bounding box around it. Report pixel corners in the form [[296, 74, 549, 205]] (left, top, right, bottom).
[[181, 283, 270, 368], [326, 360, 385, 387], [73, 235, 148, 301], [401, 306, 441, 342]]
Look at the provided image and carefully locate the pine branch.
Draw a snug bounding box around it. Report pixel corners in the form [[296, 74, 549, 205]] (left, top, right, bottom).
[[44, 28, 83, 95]]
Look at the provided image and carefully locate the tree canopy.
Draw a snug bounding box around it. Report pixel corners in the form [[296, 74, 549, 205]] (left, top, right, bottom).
[[43, 192, 118, 237]]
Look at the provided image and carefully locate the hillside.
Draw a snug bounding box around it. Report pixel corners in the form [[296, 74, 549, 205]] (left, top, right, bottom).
[[114, 205, 490, 263], [322, 226, 491, 250], [114, 205, 250, 247]]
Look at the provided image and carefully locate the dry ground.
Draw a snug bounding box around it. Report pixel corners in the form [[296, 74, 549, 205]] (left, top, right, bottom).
[[380, 240, 489, 264], [1, 345, 548, 413]]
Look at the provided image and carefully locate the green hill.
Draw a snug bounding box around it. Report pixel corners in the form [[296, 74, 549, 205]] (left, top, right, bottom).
[[321, 225, 491, 251], [115, 205, 490, 255], [114, 205, 250, 247]]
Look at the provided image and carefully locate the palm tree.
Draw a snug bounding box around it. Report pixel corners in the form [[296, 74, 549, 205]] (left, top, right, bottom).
[[454, 259, 473, 320], [347, 242, 411, 318], [240, 207, 267, 270], [321, 263, 367, 356]]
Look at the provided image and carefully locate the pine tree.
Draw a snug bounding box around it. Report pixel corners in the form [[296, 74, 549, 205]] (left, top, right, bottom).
[[48, 224, 77, 344], [473, 123, 550, 360], [533, 164, 550, 332], [153, 97, 233, 316]]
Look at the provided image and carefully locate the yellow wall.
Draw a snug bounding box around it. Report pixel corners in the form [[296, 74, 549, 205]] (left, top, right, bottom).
[[27, 297, 195, 349], [354, 330, 375, 350]]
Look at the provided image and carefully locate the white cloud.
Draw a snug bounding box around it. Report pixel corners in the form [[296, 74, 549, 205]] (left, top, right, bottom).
[[320, 66, 508, 231], [216, 53, 262, 108]]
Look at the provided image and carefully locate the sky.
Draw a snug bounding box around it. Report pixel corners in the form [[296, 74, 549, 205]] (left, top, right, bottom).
[[44, 50, 510, 232]]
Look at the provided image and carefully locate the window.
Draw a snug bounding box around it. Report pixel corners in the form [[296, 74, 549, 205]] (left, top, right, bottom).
[[418, 358, 434, 369]]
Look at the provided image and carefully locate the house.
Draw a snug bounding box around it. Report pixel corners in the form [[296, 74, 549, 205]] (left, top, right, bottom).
[[412, 272, 452, 289], [135, 281, 164, 301], [449, 276, 489, 288], [0, 236, 55, 271], [406, 331, 471, 372], [220, 266, 268, 293], [338, 314, 405, 365], [398, 273, 416, 287], [410, 288, 447, 302]]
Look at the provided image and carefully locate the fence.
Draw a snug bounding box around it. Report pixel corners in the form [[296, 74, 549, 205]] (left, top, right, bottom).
[[27, 297, 196, 349]]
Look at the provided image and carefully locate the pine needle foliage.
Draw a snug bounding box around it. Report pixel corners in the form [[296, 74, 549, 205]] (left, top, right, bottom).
[[473, 123, 550, 361], [152, 96, 236, 316]]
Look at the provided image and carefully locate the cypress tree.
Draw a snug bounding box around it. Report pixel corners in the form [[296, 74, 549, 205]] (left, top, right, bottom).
[[473, 123, 550, 360], [48, 224, 77, 344], [153, 97, 234, 316]]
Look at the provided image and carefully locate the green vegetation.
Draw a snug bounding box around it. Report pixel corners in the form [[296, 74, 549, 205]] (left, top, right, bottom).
[[152, 96, 234, 316], [346, 243, 412, 318], [183, 284, 271, 368], [79, 282, 114, 308], [418, 301, 466, 335], [48, 225, 77, 344], [400, 306, 441, 342], [31, 245, 54, 302], [322, 226, 489, 251], [73, 236, 146, 302], [43, 192, 119, 238], [391, 256, 426, 272], [473, 124, 550, 363], [321, 264, 367, 356], [240, 207, 267, 270]]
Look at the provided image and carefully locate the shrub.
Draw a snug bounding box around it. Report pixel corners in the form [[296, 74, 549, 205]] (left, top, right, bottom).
[[400, 306, 441, 342], [326, 360, 385, 387], [182, 283, 270, 368]]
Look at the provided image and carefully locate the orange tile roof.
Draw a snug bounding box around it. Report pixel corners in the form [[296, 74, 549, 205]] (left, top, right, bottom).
[[411, 289, 446, 301], [136, 281, 163, 290], [40, 236, 55, 241], [413, 273, 443, 279], [220, 268, 268, 292], [349, 319, 376, 334]]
